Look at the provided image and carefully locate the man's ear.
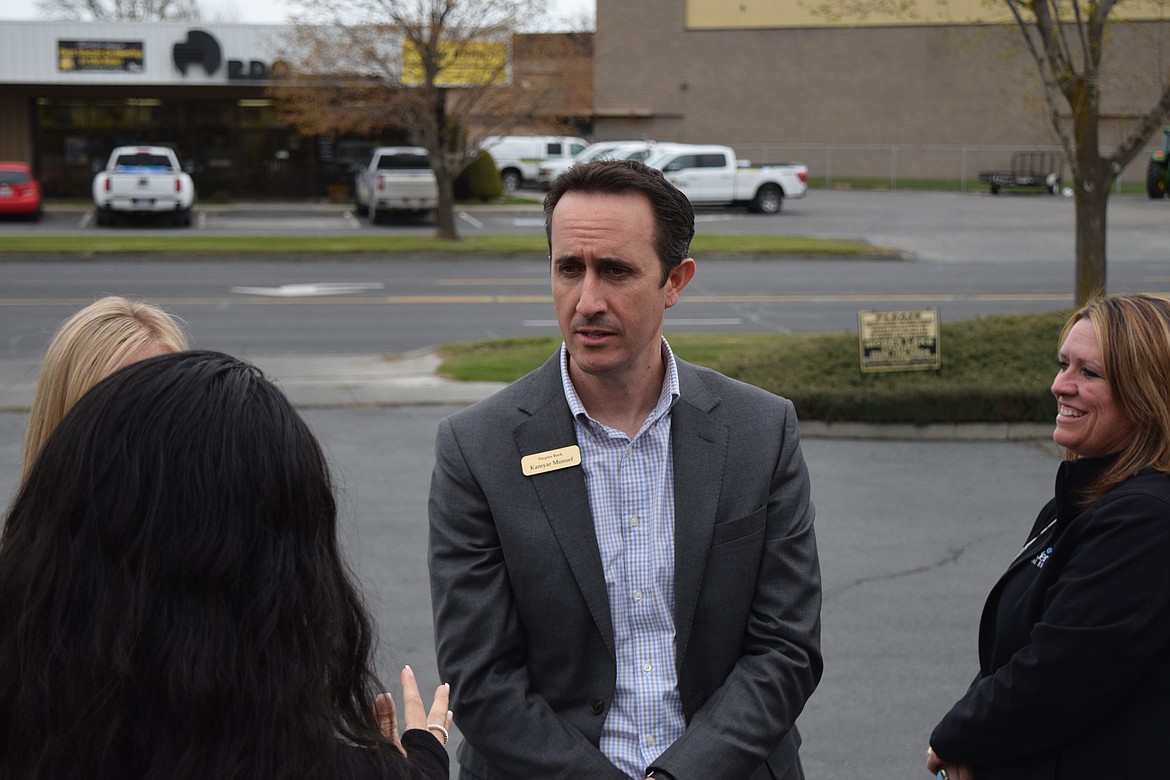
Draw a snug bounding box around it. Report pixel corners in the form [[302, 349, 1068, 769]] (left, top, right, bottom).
[[665, 258, 696, 308]]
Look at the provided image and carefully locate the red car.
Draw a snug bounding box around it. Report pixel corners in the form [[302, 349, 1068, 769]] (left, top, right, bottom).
[[0, 162, 43, 221]]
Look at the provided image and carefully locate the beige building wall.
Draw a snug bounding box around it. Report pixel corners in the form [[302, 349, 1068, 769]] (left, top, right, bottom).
[[593, 0, 1170, 184]]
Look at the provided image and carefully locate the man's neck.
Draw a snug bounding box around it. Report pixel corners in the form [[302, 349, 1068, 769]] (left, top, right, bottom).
[[571, 358, 666, 439]]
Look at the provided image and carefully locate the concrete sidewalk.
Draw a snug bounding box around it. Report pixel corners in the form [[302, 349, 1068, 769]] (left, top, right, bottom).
[[0, 350, 1053, 440], [0, 349, 508, 412]]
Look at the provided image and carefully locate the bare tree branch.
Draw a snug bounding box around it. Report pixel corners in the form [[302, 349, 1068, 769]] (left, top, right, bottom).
[[37, 0, 201, 20], [270, 0, 583, 239]]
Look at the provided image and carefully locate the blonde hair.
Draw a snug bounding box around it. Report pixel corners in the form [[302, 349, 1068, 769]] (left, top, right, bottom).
[[21, 297, 188, 480], [1059, 294, 1170, 505]]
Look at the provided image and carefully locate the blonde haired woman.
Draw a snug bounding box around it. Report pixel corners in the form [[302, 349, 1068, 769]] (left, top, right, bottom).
[[928, 294, 1170, 780], [21, 296, 188, 480]]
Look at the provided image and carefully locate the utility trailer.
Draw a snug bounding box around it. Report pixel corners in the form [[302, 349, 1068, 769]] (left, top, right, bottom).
[[978, 151, 1063, 195]]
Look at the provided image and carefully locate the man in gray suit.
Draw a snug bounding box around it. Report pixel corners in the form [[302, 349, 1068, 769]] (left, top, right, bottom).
[[428, 159, 822, 780]]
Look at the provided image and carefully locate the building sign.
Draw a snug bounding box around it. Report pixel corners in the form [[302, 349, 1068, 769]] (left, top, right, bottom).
[[58, 40, 144, 73], [858, 308, 941, 373], [172, 29, 222, 75], [401, 40, 508, 87], [172, 28, 287, 81]]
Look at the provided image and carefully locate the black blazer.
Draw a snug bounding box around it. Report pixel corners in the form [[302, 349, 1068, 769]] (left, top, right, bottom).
[[930, 456, 1170, 779]]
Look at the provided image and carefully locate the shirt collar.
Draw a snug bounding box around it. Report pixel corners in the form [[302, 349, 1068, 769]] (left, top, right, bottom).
[[560, 339, 681, 426]]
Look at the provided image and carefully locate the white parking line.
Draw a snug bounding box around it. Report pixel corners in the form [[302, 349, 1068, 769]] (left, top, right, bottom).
[[459, 211, 484, 229], [228, 282, 386, 297], [78, 210, 92, 228]]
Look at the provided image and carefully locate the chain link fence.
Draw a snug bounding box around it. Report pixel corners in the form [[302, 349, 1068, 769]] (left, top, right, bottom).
[[732, 142, 1161, 192]]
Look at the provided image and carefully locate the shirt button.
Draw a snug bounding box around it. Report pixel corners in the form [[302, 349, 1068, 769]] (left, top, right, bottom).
[[647, 735, 658, 746], [633, 589, 643, 601], [642, 663, 652, 673], [629, 516, 640, 528]]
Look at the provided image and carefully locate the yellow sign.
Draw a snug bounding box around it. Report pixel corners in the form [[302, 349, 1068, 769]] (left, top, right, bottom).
[[401, 40, 508, 87], [686, 0, 1167, 30], [58, 40, 144, 73], [858, 308, 941, 373]]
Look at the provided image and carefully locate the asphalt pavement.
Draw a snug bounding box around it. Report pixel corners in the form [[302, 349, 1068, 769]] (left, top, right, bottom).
[[0, 350, 1063, 780], [0, 189, 1076, 777]]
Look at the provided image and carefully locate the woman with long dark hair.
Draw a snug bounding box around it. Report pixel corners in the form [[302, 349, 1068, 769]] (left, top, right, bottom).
[[0, 350, 450, 780]]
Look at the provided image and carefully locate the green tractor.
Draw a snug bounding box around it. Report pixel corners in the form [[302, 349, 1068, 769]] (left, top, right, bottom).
[[1147, 127, 1170, 198]]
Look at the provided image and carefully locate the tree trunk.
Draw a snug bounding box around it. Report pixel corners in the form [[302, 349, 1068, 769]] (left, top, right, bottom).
[[1073, 176, 1109, 305], [430, 89, 459, 241], [1070, 81, 1108, 306]]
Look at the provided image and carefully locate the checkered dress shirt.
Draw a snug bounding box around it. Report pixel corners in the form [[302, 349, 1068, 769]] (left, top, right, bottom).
[[559, 341, 686, 779]]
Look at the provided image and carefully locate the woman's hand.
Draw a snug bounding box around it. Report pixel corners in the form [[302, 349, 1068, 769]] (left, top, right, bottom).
[[926, 746, 974, 780], [375, 665, 452, 755]]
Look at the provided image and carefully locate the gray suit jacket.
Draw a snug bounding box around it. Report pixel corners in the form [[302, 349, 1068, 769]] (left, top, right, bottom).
[[428, 354, 822, 780]]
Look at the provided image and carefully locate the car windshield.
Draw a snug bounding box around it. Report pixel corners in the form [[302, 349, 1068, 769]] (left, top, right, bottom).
[[617, 146, 651, 161], [643, 149, 674, 169], [0, 170, 30, 184], [114, 154, 173, 169], [377, 154, 431, 170], [578, 145, 621, 162]]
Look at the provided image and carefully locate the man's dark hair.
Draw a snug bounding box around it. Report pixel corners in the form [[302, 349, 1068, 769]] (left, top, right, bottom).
[[544, 158, 696, 282]]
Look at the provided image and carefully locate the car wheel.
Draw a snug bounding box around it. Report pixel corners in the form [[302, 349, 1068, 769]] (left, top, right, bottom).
[[174, 207, 192, 227], [501, 169, 522, 192], [749, 184, 783, 214], [369, 202, 385, 224], [95, 206, 111, 226], [1146, 161, 1167, 199]]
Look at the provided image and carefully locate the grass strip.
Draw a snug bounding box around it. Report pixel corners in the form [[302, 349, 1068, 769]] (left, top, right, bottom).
[[437, 309, 1073, 424]]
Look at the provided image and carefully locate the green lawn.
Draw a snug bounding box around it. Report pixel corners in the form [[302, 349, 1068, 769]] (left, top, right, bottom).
[[438, 309, 1073, 424]]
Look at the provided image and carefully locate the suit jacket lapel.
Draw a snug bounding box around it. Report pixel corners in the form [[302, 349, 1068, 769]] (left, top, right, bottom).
[[671, 362, 729, 664], [513, 355, 616, 656]]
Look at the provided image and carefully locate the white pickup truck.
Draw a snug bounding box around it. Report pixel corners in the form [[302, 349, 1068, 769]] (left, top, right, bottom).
[[353, 146, 439, 223], [645, 143, 807, 214], [92, 146, 195, 226]]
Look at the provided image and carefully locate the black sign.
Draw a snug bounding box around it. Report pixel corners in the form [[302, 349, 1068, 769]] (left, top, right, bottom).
[[58, 40, 144, 72], [173, 29, 222, 75], [172, 29, 288, 81]]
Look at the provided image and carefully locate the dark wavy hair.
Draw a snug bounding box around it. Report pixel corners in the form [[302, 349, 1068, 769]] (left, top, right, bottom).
[[0, 351, 402, 779], [543, 158, 696, 283]]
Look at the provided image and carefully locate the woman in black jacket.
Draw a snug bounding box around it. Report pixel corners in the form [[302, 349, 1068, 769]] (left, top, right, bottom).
[[927, 294, 1170, 780], [0, 351, 450, 780]]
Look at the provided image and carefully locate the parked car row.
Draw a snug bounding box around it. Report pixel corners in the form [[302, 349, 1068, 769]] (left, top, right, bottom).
[[3, 138, 809, 230], [475, 136, 808, 213]]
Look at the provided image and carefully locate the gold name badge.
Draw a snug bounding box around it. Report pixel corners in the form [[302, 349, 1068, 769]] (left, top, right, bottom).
[[521, 445, 582, 477]]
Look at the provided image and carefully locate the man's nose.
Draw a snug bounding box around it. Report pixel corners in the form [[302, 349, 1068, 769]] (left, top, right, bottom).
[[576, 271, 606, 314]]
